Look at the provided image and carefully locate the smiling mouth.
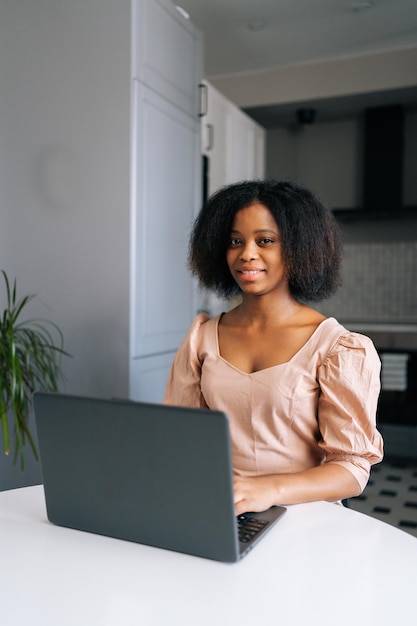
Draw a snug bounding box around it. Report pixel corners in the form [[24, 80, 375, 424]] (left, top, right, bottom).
[[237, 269, 265, 282]]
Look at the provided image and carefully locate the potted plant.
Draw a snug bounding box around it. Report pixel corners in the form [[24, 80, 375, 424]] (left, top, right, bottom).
[[0, 270, 69, 470]]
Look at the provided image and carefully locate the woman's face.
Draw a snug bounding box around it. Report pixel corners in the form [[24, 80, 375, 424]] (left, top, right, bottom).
[[226, 202, 289, 297]]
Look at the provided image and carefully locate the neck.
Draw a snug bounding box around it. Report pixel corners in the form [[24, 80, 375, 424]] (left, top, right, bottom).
[[234, 293, 304, 325]]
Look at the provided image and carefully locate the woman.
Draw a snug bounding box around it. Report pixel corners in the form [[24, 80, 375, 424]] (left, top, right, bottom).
[[164, 180, 383, 515]]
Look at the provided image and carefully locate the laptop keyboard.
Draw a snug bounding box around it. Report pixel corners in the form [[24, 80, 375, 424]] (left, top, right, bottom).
[[237, 514, 268, 543]]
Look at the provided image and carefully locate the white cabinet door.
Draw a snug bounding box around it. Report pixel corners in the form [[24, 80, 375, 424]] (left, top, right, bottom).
[[130, 81, 200, 359], [227, 106, 266, 183], [130, 351, 175, 404], [130, 0, 202, 402], [132, 0, 202, 117], [198, 83, 266, 318], [201, 82, 232, 194], [201, 82, 266, 194]]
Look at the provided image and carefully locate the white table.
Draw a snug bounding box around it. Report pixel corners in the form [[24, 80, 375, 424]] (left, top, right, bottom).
[[1, 485, 416, 625]]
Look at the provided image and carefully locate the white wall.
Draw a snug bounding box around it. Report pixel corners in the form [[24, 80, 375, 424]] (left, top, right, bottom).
[[0, 0, 131, 400], [210, 46, 417, 110]]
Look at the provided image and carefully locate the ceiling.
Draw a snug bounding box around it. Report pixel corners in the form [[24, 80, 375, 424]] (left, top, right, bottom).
[[175, 0, 417, 127]]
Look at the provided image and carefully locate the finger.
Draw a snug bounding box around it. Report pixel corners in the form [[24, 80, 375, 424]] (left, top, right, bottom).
[[235, 500, 247, 516]]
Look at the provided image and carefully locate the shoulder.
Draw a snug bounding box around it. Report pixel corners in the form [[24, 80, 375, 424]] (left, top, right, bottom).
[[318, 318, 380, 367], [181, 312, 220, 350], [323, 317, 378, 352], [189, 312, 219, 334]]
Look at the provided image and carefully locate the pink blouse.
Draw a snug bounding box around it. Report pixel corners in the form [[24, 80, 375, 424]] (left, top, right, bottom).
[[163, 313, 383, 492]]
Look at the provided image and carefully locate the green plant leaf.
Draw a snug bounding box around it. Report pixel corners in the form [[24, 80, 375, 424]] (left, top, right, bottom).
[[0, 269, 70, 469]]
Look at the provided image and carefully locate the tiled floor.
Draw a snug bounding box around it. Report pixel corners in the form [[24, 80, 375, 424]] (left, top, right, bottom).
[[349, 458, 417, 538]]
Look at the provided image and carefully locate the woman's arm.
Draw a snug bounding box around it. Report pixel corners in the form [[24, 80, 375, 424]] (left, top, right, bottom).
[[233, 464, 361, 515]]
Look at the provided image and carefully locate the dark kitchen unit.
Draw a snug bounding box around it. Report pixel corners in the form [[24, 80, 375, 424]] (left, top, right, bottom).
[[346, 323, 417, 459], [333, 104, 417, 221]]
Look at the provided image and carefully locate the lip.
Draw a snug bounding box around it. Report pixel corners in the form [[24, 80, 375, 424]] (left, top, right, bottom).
[[237, 267, 265, 281]]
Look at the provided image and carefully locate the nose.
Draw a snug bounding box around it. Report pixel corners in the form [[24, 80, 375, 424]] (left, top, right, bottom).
[[239, 241, 258, 261]]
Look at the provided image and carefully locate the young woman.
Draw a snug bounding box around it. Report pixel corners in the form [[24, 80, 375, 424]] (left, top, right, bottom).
[[164, 180, 383, 515]]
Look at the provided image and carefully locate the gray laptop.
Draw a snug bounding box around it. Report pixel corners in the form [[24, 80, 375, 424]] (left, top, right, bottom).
[[33, 393, 286, 563]]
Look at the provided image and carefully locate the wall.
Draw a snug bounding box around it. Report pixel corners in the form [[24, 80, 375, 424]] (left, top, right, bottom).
[[317, 241, 417, 323], [0, 0, 131, 488], [210, 46, 417, 110]]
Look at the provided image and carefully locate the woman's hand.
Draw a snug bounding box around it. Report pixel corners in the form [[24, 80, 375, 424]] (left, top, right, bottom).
[[234, 475, 280, 516]]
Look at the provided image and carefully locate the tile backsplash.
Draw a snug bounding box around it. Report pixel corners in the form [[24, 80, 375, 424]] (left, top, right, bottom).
[[317, 241, 417, 323]]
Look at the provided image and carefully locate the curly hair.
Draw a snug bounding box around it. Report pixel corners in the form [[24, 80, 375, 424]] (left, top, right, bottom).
[[188, 179, 343, 302]]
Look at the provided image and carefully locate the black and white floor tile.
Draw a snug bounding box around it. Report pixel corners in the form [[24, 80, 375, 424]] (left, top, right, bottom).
[[349, 458, 417, 538]]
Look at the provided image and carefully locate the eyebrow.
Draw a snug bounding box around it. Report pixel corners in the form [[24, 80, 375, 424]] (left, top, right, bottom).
[[230, 228, 278, 235]]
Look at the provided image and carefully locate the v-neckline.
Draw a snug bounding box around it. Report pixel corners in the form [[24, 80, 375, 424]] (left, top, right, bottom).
[[214, 313, 334, 375]]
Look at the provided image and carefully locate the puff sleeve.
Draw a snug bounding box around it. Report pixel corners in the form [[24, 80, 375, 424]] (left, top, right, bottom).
[[163, 313, 209, 408], [317, 332, 384, 492]]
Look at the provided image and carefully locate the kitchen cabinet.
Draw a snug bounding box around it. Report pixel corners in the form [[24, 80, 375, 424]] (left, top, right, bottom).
[[130, 81, 200, 357], [199, 82, 266, 316], [201, 81, 232, 193], [132, 0, 201, 117], [201, 81, 265, 195], [227, 103, 266, 183], [130, 0, 202, 402], [130, 351, 176, 404]]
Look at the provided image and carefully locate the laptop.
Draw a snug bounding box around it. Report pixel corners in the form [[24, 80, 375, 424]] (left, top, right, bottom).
[[33, 392, 286, 563]]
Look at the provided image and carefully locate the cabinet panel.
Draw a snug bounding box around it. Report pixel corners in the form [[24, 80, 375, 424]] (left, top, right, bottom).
[[132, 0, 202, 117], [227, 106, 266, 183], [131, 81, 200, 357], [201, 82, 232, 194], [201, 82, 266, 196], [198, 83, 266, 317], [130, 351, 175, 403]]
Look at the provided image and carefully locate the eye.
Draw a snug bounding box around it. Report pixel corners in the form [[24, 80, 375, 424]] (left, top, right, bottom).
[[229, 237, 242, 247], [258, 237, 274, 245]]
